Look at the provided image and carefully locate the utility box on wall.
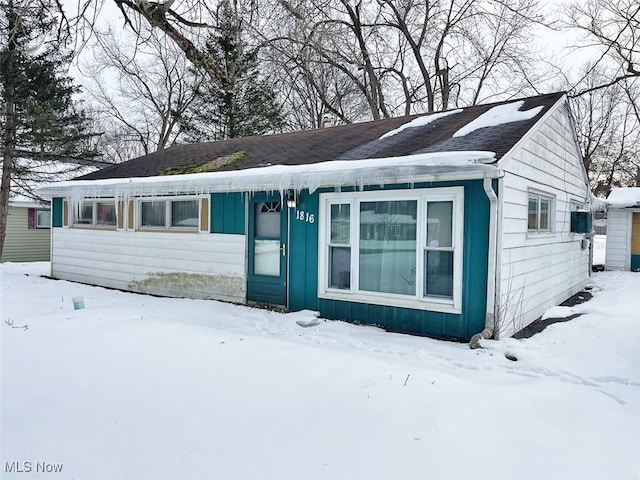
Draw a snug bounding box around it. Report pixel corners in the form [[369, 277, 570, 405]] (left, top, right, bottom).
[[571, 211, 593, 234]]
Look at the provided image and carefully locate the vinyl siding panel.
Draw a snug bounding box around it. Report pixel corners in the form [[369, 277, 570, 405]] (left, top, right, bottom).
[[497, 104, 590, 338], [1, 206, 50, 262], [51, 228, 246, 302]]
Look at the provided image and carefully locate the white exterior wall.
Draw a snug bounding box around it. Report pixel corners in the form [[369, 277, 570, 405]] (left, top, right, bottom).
[[496, 102, 590, 338], [605, 209, 631, 271], [51, 228, 246, 302]]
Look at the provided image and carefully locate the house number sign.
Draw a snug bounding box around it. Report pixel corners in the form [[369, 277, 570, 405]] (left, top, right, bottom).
[[295, 210, 315, 224]]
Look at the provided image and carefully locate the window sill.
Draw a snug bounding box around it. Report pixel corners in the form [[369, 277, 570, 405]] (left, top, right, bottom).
[[526, 231, 555, 239], [318, 289, 461, 314], [136, 227, 199, 234], [71, 225, 117, 231]]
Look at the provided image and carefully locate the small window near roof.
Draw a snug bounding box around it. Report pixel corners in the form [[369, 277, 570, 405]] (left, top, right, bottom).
[[528, 192, 554, 233]]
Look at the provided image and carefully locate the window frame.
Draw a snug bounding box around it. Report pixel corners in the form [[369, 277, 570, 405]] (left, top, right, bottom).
[[72, 200, 117, 228], [136, 195, 200, 231], [527, 190, 555, 234], [35, 209, 51, 229], [318, 187, 464, 313]]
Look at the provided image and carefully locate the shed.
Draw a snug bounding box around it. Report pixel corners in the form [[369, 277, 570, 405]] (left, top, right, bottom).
[[1, 201, 51, 262], [604, 187, 640, 271], [39, 92, 592, 344]]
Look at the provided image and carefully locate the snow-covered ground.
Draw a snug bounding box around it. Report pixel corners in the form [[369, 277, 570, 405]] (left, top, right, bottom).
[[2, 262, 639, 480]]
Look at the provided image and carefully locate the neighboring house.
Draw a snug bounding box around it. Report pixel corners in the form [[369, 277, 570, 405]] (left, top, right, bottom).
[[1, 201, 51, 262], [604, 187, 640, 271], [39, 92, 592, 344]]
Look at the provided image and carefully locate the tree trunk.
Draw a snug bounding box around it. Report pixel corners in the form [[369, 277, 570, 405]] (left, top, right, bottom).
[[0, 0, 17, 259]]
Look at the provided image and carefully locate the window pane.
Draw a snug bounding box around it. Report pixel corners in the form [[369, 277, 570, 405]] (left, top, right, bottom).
[[527, 197, 538, 230], [427, 201, 453, 247], [539, 199, 550, 230], [79, 204, 93, 224], [256, 202, 281, 238], [424, 250, 453, 298], [36, 210, 51, 228], [142, 202, 166, 227], [329, 246, 350, 289], [359, 200, 417, 295], [172, 200, 198, 228], [330, 204, 350, 244], [254, 240, 280, 276], [96, 203, 116, 226]]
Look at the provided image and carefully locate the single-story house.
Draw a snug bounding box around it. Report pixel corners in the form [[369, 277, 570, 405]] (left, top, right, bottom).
[[38, 92, 592, 345], [604, 187, 640, 271], [1, 201, 51, 262]]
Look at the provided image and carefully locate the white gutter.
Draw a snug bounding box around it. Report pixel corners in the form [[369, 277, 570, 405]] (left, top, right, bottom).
[[470, 176, 501, 348]]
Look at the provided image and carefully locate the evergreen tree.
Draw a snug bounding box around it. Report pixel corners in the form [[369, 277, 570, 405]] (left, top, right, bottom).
[[0, 0, 99, 257], [182, 0, 284, 142]]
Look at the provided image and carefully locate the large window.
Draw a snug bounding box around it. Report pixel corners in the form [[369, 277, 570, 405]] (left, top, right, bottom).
[[74, 200, 116, 227], [138, 197, 199, 230], [528, 191, 554, 233], [319, 187, 464, 312]]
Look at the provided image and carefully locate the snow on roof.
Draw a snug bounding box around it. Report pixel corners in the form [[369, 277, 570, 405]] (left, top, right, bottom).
[[38, 151, 499, 199], [453, 100, 544, 138], [379, 109, 463, 139], [606, 187, 640, 208]]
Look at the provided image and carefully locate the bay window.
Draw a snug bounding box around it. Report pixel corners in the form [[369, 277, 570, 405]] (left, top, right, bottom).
[[319, 187, 464, 312]]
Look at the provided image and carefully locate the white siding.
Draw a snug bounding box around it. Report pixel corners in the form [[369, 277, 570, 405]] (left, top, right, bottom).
[[496, 103, 590, 338], [51, 228, 246, 302], [1, 206, 50, 262], [605, 209, 631, 271]]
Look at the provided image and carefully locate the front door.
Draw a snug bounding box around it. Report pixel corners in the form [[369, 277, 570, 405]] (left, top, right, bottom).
[[247, 194, 288, 306]]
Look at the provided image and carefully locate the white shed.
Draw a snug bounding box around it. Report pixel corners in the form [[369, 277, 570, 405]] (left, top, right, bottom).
[[605, 188, 640, 271]]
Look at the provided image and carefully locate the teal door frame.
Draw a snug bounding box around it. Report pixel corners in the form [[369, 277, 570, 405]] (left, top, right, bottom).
[[247, 193, 288, 307]]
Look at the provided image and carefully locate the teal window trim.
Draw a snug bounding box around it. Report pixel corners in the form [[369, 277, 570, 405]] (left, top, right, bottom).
[[210, 193, 245, 234]]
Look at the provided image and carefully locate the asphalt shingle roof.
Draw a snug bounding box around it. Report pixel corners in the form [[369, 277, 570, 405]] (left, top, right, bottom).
[[79, 92, 564, 181]]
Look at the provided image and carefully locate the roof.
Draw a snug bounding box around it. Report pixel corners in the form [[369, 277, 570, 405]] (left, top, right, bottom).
[[77, 92, 565, 181], [606, 187, 640, 208], [38, 92, 566, 197]]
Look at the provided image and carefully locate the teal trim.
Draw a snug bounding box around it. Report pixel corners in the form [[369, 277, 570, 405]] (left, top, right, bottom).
[[631, 255, 640, 271], [210, 193, 245, 234], [287, 180, 491, 341], [52, 198, 63, 228]]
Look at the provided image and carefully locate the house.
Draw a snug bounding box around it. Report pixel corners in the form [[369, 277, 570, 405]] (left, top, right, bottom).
[[38, 92, 592, 345], [604, 187, 640, 271], [0, 201, 51, 262]]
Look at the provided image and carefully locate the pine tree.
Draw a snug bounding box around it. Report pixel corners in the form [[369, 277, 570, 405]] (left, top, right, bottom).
[[182, 0, 285, 142], [0, 0, 99, 257]]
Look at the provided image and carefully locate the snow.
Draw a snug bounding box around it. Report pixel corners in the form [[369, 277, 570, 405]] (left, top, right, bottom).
[[37, 151, 498, 201], [2, 262, 639, 479], [379, 110, 463, 139], [606, 187, 640, 208], [453, 100, 544, 138]]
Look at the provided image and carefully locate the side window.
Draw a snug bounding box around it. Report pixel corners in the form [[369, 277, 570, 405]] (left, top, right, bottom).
[[528, 192, 554, 233], [74, 201, 116, 228], [138, 197, 199, 231]]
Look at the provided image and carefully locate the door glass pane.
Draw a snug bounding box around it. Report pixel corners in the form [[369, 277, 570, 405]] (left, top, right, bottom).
[[424, 250, 453, 298], [256, 202, 281, 237], [426, 201, 452, 247], [254, 240, 280, 276], [359, 200, 417, 295], [142, 202, 166, 227], [329, 246, 350, 289], [331, 204, 350, 244], [172, 200, 198, 227]]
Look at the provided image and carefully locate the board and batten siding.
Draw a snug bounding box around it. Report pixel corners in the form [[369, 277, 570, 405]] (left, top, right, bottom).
[[51, 228, 246, 302], [1, 206, 51, 262], [605, 209, 634, 271], [497, 103, 590, 338]]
